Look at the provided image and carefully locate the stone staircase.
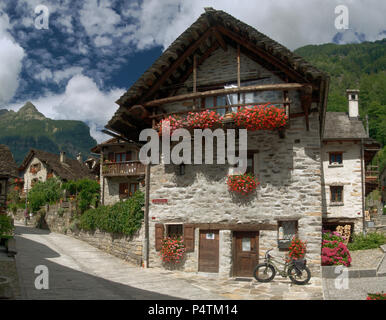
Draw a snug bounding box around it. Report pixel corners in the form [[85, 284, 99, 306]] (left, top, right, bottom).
[[367, 215, 386, 235]]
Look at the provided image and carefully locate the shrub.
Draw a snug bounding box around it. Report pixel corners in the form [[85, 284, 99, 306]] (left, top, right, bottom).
[[28, 178, 62, 211], [79, 191, 144, 236], [0, 215, 14, 237], [322, 231, 351, 267], [159, 236, 186, 263], [62, 179, 100, 213], [288, 237, 307, 260], [348, 232, 386, 251]]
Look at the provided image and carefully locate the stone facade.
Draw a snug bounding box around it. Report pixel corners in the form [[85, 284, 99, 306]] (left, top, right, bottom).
[[321, 141, 364, 232], [145, 46, 324, 276], [23, 157, 52, 192]]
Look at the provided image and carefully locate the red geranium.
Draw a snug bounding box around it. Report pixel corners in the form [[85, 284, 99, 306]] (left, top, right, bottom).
[[231, 104, 288, 131], [288, 237, 307, 260], [159, 236, 186, 263], [227, 173, 258, 195]]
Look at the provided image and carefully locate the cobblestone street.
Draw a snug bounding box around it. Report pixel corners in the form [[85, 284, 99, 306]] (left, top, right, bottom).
[[14, 224, 324, 300]]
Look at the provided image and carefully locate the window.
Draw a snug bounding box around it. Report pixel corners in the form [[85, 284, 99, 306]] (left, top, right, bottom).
[[329, 152, 343, 165], [330, 186, 343, 203], [129, 183, 139, 196], [246, 151, 258, 175], [119, 183, 128, 198], [277, 220, 298, 249], [166, 224, 183, 237], [115, 152, 127, 163]]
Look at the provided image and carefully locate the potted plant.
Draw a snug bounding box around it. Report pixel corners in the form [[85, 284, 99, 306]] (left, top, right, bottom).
[[227, 173, 259, 195]]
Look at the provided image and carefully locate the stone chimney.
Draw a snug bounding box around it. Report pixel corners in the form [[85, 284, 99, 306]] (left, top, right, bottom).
[[347, 89, 359, 118], [60, 151, 66, 163], [76, 152, 82, 163]]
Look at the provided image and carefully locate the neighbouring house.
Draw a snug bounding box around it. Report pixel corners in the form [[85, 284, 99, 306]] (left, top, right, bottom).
[[0, 145, 18, 213], [91, 138, 145, 205], [380, 166, 386, 208], [19, 149, 95, 192], [321, 90, 381, 235], [104, 8, 330, 277]]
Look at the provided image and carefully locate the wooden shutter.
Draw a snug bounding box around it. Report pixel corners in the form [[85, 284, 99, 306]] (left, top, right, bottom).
[[184, 224, 195, 252], [119, 183, 128, 195], [126, 151, 132, 161], [108, 152, 114, 161], [155, 224, 164, 251]]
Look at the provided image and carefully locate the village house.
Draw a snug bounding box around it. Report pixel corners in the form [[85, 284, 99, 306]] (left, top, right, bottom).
[[19, 149, 95, 192], [0, 145, 18, 213], [104, 8, 330, 277], [321, 90, 381, 236], [91, 138, 145, 205]]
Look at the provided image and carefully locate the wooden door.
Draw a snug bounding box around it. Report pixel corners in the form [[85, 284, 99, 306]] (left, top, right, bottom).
[[233, 231, 259, 277], [198, 230, 219, 273]]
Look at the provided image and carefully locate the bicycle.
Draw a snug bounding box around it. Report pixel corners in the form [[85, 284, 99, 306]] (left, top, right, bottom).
[[253, 249, 311, 285]]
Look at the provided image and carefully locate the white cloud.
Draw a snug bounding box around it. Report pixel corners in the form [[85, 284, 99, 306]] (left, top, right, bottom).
[[125, 0, 386, 50], [6, 74, 124, 143], [0, 12, 25, 104]]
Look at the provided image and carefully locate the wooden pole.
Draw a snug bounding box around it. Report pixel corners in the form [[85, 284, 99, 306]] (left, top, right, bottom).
[[237, 44, 241, 108], [193, 55, 197, 110], [144, 163, 150, 268], [143, 83, 306, 107]]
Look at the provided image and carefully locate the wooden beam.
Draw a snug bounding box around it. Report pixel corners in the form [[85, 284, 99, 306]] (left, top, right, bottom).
[[144, 83, 306, 107], [216, 25, 308, 83], [212, 27, 227, 51], [139, 27, 214, 104], [190, 223, 277, 231]]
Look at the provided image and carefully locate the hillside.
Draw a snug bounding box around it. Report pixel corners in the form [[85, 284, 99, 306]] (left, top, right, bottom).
[[0, 102, 97, 164], [294, 39, 386, 170]]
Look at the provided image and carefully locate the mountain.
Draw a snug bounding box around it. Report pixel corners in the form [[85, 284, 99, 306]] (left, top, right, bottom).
[[0, 102, 97, 164], [294, 39, 386, 171]]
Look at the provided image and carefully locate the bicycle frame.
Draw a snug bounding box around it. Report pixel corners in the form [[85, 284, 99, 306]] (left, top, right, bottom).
[[264, 255, 290, 277]]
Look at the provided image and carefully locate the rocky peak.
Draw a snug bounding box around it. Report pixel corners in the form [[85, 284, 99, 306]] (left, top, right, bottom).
[[17, 102, 46, 120]]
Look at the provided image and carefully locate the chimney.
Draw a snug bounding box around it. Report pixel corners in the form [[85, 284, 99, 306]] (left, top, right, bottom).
[[60, 151, 66, 163], [77, 152, 82, 163], [347, 89, 359, 118]]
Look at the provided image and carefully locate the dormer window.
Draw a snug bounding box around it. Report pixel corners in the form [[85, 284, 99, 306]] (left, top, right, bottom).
[[329, 152, 343, 165]]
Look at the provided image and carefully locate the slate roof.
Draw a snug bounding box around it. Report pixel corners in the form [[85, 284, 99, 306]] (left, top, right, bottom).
[[106, 7, 329, 138], [323, 112, 368, 140], [20, 149, 95, 181], [0, 145, 18, 178]]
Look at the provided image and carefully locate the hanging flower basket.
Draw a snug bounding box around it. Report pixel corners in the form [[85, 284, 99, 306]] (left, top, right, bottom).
[[288, 237, 307, 260], [231, 104, 288, 131], [159, 236, 186, 263], [227, 173, 258, 195]]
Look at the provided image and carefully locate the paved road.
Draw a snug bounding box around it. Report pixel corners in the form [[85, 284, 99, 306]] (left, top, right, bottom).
[[323, 276, 386, 300], [14, 224, 223, 300]]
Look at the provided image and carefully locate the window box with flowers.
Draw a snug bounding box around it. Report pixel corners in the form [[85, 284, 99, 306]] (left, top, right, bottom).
[[159, 236, 186, 266], [227, 173, 259, 196], [230, 104, 288, 131]]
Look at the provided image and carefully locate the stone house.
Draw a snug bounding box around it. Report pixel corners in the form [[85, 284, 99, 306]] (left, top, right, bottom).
[[0, 145, 18, 213], [19, 149, 95, 192], [104, 8, 330, 277], [381, 167, 386, 206], [321, 90, 381, 235], [91, 138, 145, 205]]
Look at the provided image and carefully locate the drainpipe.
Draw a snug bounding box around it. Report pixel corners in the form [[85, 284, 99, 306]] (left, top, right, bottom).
[[144, 164, 150, 268], [360, 138, 366, 234]]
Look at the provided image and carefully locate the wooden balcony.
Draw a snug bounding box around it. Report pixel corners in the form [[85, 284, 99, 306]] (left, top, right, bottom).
[[102, 161, 145, 177], [365, 165, 379, 196]]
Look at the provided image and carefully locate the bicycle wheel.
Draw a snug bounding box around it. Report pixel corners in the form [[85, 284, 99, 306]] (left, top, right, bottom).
[[253, 263, 276, 282], [287, 265, 311, 285]]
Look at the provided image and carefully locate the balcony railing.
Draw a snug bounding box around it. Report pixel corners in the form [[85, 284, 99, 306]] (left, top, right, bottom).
[[102, 161, 145, 177], [365, 165, 379, 183]]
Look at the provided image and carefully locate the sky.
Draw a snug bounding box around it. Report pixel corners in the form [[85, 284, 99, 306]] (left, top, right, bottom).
[[0, 0, 385, 143]]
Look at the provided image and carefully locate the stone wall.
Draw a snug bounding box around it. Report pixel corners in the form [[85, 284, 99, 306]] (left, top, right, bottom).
[[148, 113, 323, 276], [321, 141, 364, 232], [12, 202, 144, 266], [23, 157, 52, 191]]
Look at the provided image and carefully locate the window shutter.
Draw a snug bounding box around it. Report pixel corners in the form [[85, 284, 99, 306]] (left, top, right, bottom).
[[184, 224, 195, 252], [155, 224, 164, 251], [108, 152, 114, 161], [126, 151, 132, 161]]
